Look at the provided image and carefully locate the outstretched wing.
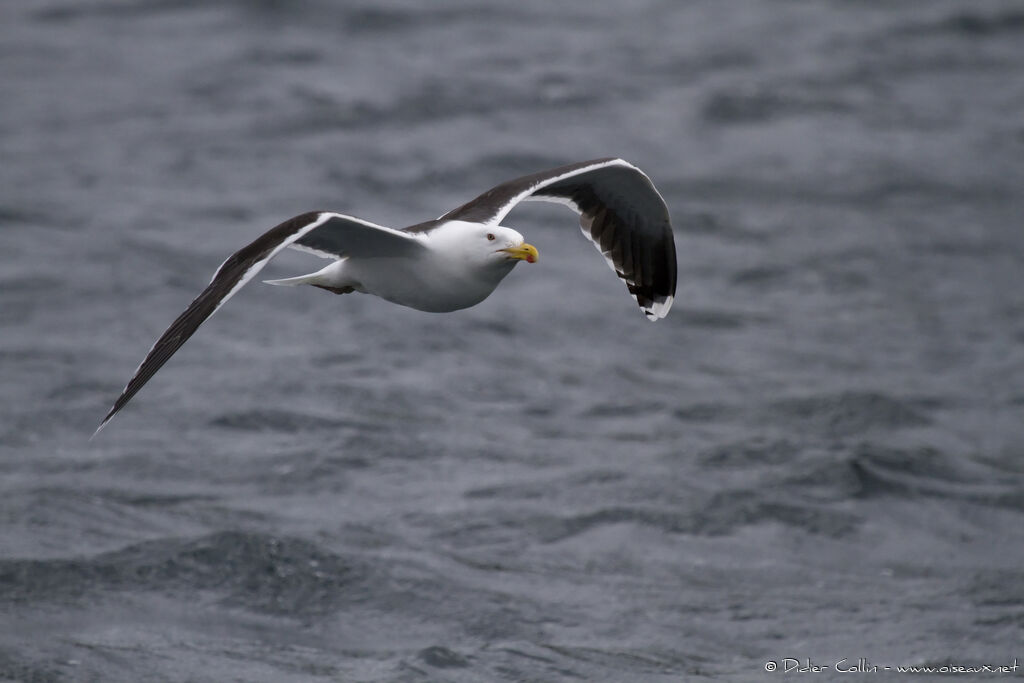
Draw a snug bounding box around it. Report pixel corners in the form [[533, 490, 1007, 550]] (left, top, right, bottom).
[[441, 158, 676, 321], [94, 211, 420, 436]]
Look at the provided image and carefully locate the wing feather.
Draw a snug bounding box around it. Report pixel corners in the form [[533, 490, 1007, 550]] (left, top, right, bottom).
[[441, 158, 676, 320], [94, 211, 416, 436]]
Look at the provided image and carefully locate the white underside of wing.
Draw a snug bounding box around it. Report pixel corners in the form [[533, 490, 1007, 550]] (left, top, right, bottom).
[[289, 243, 339, 260], [284, 212, 414, 258], [525, 193, 624, 275], [525, 194, 582, 213], [484, 158, 642, 226], [523, 193, 671, 320], [320, 212, 406, 236], [212, 212, 335, 316], [92, 211, 340, 438], [129, 212, 336, 386]]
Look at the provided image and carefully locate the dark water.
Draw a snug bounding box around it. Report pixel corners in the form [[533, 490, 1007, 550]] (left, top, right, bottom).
[[3, 1, 1024, 680]]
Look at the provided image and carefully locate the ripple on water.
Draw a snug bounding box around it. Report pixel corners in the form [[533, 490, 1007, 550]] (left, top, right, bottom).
[[207, 409, 367, 433], [767, 391, 934, 437], [0, 532, 366, 617]]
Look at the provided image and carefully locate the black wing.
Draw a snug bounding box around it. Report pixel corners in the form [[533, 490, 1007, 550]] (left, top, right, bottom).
[[94, 211, 419, 436], [440, 158, 677, 320]]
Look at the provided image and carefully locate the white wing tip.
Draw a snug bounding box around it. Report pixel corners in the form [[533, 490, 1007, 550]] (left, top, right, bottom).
[[644, 295, 674, 321], [90, 416, 111, 441]]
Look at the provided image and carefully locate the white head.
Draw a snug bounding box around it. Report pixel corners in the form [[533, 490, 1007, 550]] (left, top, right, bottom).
[[428, 220, 539, 269]]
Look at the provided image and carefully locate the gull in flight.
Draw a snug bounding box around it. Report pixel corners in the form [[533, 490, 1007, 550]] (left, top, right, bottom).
[[95, 158, 677, 436]]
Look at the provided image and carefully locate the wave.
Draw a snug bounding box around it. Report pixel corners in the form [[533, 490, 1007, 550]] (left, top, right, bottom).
[[0, 531, 366, 617]]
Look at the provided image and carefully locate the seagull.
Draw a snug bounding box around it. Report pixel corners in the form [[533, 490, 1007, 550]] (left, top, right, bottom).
[[95, 158, 677, 436]]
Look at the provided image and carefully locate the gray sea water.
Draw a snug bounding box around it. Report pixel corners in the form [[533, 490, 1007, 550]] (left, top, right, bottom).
[[3, 1, 1024, 681]]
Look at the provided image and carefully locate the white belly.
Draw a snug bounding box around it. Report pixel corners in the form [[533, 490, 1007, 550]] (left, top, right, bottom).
[[331, 254, 516, 313]]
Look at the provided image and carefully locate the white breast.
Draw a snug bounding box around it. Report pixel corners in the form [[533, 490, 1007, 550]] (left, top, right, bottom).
[[340, 231, 517, 313]]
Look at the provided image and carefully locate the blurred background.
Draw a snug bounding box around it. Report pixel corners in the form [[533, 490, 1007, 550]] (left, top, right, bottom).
[[2, 0, 1024, 680]]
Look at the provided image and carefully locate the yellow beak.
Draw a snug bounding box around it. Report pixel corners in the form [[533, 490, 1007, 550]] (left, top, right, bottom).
[[499, 243, 539, 263]]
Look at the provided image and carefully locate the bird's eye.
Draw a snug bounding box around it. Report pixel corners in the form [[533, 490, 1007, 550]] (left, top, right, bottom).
[[486, 233, 496, 241]]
